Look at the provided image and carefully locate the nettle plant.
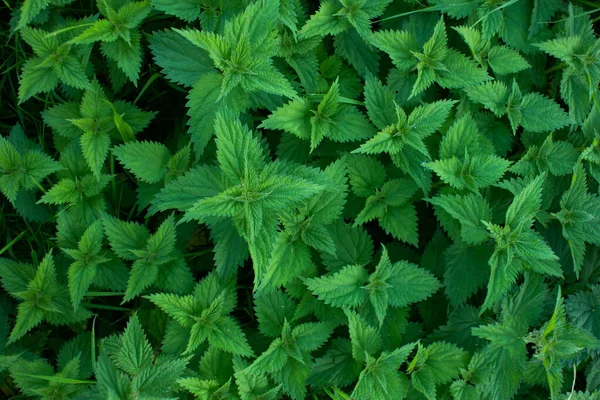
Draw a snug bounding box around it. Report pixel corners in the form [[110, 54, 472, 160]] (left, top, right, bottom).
[[1, 0, 600, 399]]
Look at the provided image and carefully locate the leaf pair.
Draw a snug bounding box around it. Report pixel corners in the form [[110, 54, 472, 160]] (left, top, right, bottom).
[[245, 319, 333, 399], [176, 0, 296, 101], [355, 93, 456, 193], [466, 80, 571, 133], [425, 113, 511, 192], [147, 272, 254, 356], [103, 214, 193, 302], [300, 0, 393, 41], [482, 174, 562, 310], [19, 26, 91, 103], [552, 163, 600, 277], [258, 159, 348, 293], [306, 246, 440, 326], [70, 0, 152, 84], [0, 252, 90, 344], [371, 19, 490, 98], [455, 25, 531, 76], [536, 5, 600, 123], [0, 125, 62, 204], [113, 141, 191, 184], [525, 288, 600, 399], [95, 314, 190, 398], [43, 80, 155, 179], [261, 78, 375, 152]]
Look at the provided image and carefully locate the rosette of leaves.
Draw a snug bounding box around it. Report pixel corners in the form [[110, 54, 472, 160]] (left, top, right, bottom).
[[70, 0, 152, 86], [147, 271, 254, 356], [261, 78, 376, 152], [43, 80, 155, 180], [102, 214, 194, 302], [0, 252, 90, 344], [306, 246, 440, 326], [536, 4, 600, 123], [18, 26, 92, 103], [0, 124, 62, 206], [370, 18, 490, 98], [153, 109, 330, 285]]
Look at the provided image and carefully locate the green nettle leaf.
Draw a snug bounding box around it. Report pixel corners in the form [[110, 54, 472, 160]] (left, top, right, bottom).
[[309, 338, 361, 388], [354, 178, 419, 246], [36, 171, 113, 214], [455, 25, 531, 76], [428, 193, 492, 245], [346, 309, 381, 361], [566, 285, 600, 339], [352, 342, 416, 399], [425, 153, 510, 191], [9, 355, 87, 399], [518, 92, 572, 133], [355, 100, 456, 156], [321, 220, 374, 272], [335, 28, 381, 76], [44, 80, 155, 179], [353, 99, 456, 194], [364, 74, 397, 130], [102, 216, 147, 260], [185, 72, 231, 156], [306, 265, 368, 308], [472, 315, 529, 400], [346, 154, 387, 197], [255, 290, 297, 338], [300, 0, 392, 40], [80, 130, 110, 179], [443, 243, 492, 306], [511, 134, 578, 177], [17, 0, 55, 29], [148, 29, 215, 87], [424, 114, 510, 192], [94, 314, 190, 398], [536, 7, 600, 123], [178, 378, 233, 399], [487, 46, 531, 75], [113, 314, 154, 375], [182, 109, 323, 286], [152, 0, 212, 22], [465, 81, 510, 117], [112, 141, 171, 184], [259, 232, 312, 293]]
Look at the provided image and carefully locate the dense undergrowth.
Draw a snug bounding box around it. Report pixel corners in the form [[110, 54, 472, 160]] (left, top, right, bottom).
[[1, 0, 600, 399]]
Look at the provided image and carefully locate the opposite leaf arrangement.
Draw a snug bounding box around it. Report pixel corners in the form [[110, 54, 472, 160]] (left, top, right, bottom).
[[1, 0, 600, 400]]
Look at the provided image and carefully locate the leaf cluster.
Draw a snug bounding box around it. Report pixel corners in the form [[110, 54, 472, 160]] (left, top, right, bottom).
[[2, 0, 600, 399]]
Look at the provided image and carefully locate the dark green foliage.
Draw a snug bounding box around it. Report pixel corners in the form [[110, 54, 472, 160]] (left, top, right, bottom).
[[1, 0, 600, 399]]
